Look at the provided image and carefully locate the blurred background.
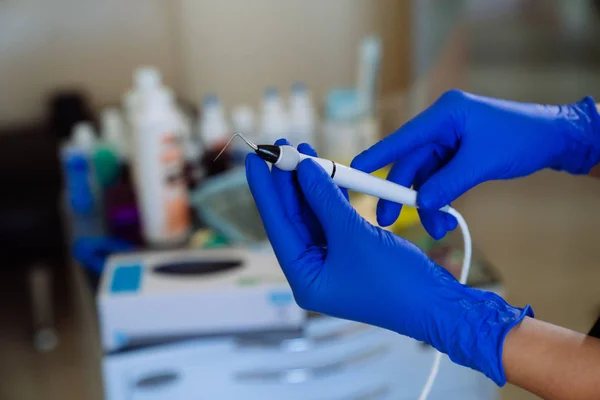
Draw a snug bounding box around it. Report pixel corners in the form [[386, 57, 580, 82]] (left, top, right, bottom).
[[0, 1, 599, 399]]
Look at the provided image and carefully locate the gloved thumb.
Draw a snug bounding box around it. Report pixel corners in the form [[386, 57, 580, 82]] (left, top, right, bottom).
[[296, 159, 359, 235], [417, 151, 481, 210]]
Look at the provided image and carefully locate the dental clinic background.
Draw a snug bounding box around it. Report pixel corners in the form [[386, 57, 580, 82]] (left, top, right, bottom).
[[0, 1, 599, 400]]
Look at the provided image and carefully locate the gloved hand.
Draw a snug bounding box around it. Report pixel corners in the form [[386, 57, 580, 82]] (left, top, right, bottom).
[[351, 90, 600, 239], [246, 139, 532, 385]]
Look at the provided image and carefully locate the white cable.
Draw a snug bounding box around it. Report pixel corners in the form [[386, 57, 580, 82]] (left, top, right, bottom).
[[417, 207, 472, 400], [447, 208, 472, 285]]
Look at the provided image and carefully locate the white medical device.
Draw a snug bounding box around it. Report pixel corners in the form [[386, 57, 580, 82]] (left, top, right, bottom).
[[98, 247, 305, 352]]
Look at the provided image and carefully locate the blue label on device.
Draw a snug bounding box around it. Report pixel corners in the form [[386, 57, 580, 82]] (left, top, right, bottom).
[[113, 331, 129, 348], [111, 264, 142, 293], [269, 291, 293, 306]]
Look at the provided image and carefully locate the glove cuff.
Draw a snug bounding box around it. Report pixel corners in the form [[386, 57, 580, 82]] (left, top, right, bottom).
[[432, 286, 534, 386], [558, 95, 600, 174]]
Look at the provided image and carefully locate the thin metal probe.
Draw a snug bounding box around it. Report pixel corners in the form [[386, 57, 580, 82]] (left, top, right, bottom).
[[213, 132, 258, 161]]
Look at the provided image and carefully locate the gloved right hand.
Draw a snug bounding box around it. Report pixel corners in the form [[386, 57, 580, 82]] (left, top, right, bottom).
[[246, 141, 532, 386], [351, 90, 600, 239]]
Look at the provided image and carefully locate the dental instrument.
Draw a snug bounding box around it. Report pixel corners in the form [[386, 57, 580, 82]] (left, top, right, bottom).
[[218, 133, 472, 400]]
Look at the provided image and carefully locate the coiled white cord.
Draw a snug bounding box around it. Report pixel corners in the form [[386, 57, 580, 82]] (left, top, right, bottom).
[[417, 207, 472, 400]]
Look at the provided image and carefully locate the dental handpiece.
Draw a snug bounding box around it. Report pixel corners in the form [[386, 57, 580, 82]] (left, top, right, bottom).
[[252, 141, 469, 400], [255, 143, 450, 213], [216, 134, 471, 400]]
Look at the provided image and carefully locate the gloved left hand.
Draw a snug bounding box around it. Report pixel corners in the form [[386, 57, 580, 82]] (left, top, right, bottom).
[[350, 91, 600, 239], [246, 139, 532, 386]]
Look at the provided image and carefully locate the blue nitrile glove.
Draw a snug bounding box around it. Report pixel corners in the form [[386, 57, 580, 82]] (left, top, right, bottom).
[[246, 140, 533, 385], [351, 90, 600, 239], [73, 237, 135, 275]]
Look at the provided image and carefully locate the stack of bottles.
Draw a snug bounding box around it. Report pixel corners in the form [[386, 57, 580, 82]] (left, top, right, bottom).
[[61, 67, 192, 247], [60, 67, 320, 249], [322, 35, 382, 164], [60, 35, 381, 249], [199, 82, 318, 170]]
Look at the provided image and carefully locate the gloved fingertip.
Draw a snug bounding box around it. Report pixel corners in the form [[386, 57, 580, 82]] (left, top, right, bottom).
[[297, 159, 327, 186], [297, 142, 317, 157], [376, 200, 400, 227], [245, 154, 271, 185], [350, 152, 368, 170], [274, 138, 290, 146], [445, 213, 458, 231], [245, 153, 253, 170], [340, 188, 350, 201], [417, 190, 444, 211], [298, 157, 322, 172], [419, 210, 447, 240], [245, 153, 261, 169], [430, 226, 446, 241], [376, 201, 390, 227]]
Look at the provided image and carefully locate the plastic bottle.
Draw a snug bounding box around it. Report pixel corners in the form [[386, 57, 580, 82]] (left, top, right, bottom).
[[72, 122, 101, 197], [93, 109, 125, 189], [125, 67, 164, 190], [95, 109, 141, 243], [288, 82, 317, 148], [101, 108, 128, 161], [135, 67, 162, 95], [63, 122, 98, 214], [322, 88, 362, 164], [103, 164, 142, 245], [164, 87, 194, 149], [356, 35, 382, 119], [198, 94, 231, 177], [132, 86, 190, 246], [61, 122, 105, 238], [122, 90, 137, 135], [71, 121, 97, 156], [356, 36, 382, 149], [231, 105, 256, 163], [124, 67, 162, 128], [260, 87, 289, 145]]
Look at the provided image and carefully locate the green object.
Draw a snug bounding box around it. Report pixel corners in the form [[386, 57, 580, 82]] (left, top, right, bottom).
[[203, 233, 229, 248], [191, 167, 267, 244], [93, 145, 120, 188], [237, 277, 260, 286]]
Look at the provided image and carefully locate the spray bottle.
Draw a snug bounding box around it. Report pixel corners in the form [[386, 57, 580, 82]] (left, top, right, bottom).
[[132, 86, 190, 246]]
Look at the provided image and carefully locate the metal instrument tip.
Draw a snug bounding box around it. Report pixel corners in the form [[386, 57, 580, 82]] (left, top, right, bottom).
[[213, 133, 258, 162]]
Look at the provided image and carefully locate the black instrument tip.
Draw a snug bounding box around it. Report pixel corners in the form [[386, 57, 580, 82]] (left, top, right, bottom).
[[256, 145, 281, 163]]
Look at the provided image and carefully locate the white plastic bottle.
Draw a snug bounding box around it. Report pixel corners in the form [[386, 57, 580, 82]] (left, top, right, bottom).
[[231, 105, 255, 163], [132, 87, 190, 246], [289, 82, 317, 148], [356, 36, 382, 149], [198, 94, 232, 177], [124, 67, 163, 180], [356, 36, 381, 118], [199, 94, 229, 149], [260, 87, 289, 145], [124, 67, 163, 136], [71, 121, 97, 156], [124, 67, 162, 117], [100, 108, 128, 161]]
